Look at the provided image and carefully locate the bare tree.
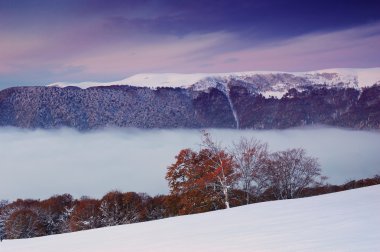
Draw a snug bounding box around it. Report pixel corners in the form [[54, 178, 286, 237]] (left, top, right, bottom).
[[232, 137, 269, 204], [263, 148, 326, 200]]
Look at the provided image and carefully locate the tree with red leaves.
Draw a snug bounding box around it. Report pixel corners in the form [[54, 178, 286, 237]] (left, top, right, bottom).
[[200, 130, 237, 209], [69, 198, 100, 232], [166, 131, 237, 214], [40, 194, 75, 234], [99, 191, 145, 227], [5, 209, 46, 239]]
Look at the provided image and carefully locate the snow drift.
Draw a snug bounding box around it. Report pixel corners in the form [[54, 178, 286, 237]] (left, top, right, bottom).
[[2, 185, 380, 252]]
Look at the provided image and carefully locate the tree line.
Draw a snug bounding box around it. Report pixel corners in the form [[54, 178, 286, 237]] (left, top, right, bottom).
[[0, 192, 183, 240], [1, 131, 379, 240], [166, 130, 326, 214]]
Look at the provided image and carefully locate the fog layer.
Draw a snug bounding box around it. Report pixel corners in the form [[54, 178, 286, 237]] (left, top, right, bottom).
[[0, 127, 379, 200]]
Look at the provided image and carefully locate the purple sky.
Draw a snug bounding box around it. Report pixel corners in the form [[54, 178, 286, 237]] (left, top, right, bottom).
[[0, 0, 380, 89]]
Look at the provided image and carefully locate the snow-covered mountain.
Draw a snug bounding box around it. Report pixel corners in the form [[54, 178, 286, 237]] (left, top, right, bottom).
[[1, 67, 380, 130], [48, 68, 380, 98], [3, 185, 380, 252]]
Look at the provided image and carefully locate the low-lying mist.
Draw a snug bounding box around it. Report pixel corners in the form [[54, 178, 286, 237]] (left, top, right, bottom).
[[1, 127, 379, 200]]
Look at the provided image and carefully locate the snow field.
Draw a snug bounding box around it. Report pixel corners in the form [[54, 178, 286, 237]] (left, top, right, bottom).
[[3, 185, 380, 252]]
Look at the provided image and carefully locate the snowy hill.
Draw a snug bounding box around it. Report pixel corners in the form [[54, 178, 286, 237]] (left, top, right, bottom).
[[3, 185, 380, 252], [48, 68, 380, 98]]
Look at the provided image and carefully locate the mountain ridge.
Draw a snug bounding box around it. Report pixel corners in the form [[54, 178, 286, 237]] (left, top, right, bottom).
[[48, 67, 380, 91], [0, 68, 379, 130]]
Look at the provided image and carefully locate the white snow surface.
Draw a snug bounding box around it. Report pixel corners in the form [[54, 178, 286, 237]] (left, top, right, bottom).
[[3, 185, 380, 252], [261, 90, 288, 99], [48, 68, 380, 91], [47, 68, 380, 99]]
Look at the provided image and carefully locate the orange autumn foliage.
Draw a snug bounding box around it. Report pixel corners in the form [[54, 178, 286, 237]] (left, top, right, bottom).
[[166, 148, 236, 214]]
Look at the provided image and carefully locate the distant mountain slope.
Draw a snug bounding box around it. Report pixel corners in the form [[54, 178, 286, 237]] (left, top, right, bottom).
[[3, 185, 380, 252], [1, 68, 380, 130]]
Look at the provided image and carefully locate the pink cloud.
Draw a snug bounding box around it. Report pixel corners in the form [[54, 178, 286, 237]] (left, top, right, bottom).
[[0, 21, 379, 83], [206, 22, 380, 72], [54, 22, 380, 79], [59, 32, 235, 78]]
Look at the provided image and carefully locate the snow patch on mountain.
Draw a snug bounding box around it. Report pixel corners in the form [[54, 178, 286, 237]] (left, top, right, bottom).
[[48, 73, 211, 89], [261, 90, 288, 99]]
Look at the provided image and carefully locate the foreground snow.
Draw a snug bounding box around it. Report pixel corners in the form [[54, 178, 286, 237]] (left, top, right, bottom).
[[3, 185, 380, 251]]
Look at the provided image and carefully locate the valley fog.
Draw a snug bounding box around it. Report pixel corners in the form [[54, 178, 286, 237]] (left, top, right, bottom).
[[0, 127, 379, 200]]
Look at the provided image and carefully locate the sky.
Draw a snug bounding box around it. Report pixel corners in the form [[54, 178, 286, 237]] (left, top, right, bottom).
[[0, 0, 380, 89]]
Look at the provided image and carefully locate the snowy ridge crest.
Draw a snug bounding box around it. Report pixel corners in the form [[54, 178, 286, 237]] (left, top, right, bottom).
[[48, 68, 380, 98]]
